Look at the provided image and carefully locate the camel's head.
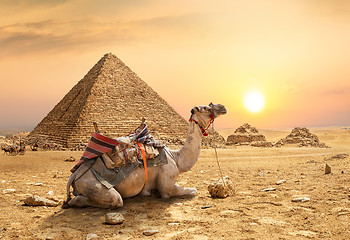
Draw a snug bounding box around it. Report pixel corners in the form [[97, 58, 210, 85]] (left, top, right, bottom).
[[190, 103, 227, 136], [191, 103, 227, 119]]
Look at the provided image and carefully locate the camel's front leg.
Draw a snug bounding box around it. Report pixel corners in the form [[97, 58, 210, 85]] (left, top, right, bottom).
[[158, 182, 197, 198], [170, 183, 197, 197], [68, 167, 123, 209], [157, 161, 197, 198]]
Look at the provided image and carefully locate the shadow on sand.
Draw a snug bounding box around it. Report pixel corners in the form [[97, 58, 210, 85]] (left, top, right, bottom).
[[37, 194, 196, 239]]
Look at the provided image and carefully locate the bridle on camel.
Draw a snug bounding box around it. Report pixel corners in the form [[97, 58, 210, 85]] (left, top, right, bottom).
[[188, 106, 215, 136]]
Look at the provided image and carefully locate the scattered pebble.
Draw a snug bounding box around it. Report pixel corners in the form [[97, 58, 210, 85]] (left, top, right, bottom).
[[105, 212, 124, 225], [64, 156, 75, 162], [292, 197, 310, 202], [2, 189, 16, 194], [34, 183, 43, 186], [143, 230, 160, 236], [168, 222, 179, 226], [47, 191, 54, 196], [86, 233, 99, 240], [1, 180, 5, 184], [276, 179, 286, 185], [201, 206, 212, 209], [261, 187, 276, 192]]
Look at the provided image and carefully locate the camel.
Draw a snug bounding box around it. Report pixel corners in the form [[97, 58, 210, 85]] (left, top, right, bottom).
[[63, 103, 226, 209]]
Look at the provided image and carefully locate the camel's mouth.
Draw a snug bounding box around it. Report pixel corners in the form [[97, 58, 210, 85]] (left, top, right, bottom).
[[211, 104, 227, 117], [219, 106, 227, 115]]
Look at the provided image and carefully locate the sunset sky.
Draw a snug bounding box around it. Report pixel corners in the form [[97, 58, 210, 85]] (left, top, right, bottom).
[[0, 0, 349, 130]]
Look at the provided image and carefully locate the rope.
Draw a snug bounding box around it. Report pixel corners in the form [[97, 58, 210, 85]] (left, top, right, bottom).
[[211, 121, 227, 189]]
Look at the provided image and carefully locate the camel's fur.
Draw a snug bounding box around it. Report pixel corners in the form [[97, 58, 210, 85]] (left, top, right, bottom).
[[63, 103, 226, 209]]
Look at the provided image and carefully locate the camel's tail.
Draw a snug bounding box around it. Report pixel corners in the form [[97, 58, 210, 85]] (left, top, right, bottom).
[[62, 173, 75, 209]]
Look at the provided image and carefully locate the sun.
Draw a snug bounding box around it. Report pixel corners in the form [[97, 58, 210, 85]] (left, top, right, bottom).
[[243, 91, 265, 113]]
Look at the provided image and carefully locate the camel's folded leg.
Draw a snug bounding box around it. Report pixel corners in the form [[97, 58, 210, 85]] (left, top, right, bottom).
[[67, 169, 123, 209], [157, 162, 197, 198], [158, 182, 197, 198], [67, 193, 122, 209]]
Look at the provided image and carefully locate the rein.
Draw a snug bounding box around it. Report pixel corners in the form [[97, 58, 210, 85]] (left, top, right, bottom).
[[190, 112, 228, 189], [189, 113, 214, 136]]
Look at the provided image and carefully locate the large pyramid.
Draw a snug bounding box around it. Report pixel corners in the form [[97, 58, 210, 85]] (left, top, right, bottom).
[[27, 53, 189, 149]]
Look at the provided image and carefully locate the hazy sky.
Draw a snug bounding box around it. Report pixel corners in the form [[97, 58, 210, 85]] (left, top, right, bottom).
[[0, 0, 349, 129]]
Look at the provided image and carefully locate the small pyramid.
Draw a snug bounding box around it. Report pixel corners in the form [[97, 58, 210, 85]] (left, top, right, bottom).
[[27, 53, 188, 149], [275, 127, 329, 148], [226, 123, 272, 147]]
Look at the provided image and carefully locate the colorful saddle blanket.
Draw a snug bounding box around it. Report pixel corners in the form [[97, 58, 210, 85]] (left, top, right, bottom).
[[82, 147, 168, 189], [71, 124, 164, 173]]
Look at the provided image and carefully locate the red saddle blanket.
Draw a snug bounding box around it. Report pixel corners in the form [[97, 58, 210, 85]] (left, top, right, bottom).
[[71, 124, 164, 173]]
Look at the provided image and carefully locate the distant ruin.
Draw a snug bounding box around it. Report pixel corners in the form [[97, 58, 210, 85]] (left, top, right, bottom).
[[226, 123, 272, 147], [275, 127, 329, 148]]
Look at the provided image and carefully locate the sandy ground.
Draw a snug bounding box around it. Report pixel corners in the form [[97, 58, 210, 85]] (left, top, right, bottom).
[[0, 127, 350, 239]]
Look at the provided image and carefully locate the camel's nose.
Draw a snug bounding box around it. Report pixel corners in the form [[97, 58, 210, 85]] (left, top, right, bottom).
[[218, 105, 227, 115], [222, 107, 227, 114]]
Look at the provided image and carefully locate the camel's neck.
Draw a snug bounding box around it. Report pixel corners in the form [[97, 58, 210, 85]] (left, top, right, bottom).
[[171, 121, 203, 173]]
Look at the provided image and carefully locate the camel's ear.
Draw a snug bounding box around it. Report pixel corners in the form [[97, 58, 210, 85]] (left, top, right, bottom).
[[191, 107, 199, 114]]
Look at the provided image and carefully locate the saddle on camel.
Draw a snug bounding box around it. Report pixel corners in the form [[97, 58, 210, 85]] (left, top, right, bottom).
[[70, 120, 166, 190]]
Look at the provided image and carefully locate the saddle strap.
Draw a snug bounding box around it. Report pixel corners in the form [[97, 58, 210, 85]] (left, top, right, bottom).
[[136, 142, 148, 187]]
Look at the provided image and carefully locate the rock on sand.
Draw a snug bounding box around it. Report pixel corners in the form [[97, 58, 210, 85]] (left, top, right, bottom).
[[208, 176, 235, 198], [24, 195, 59, 207]]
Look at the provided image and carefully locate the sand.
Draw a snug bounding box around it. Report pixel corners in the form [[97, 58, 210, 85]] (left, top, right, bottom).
[[0, 127, 350, 239]]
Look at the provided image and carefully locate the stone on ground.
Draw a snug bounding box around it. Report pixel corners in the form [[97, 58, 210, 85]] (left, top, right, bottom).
[[325, 164, 331, 174], [105, 212, 125, 225], [143, 230, 160, 236], [24, 195, 59, 207], [208, 176, 235, 198]]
